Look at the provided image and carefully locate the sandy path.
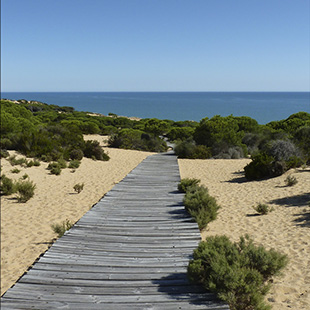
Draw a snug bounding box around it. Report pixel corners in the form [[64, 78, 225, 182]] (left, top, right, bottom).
[[179, 158, 310, 310], [1, 136, 152, 295]]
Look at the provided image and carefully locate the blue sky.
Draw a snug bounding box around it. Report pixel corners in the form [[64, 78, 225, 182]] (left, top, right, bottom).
[[1, 0, 309, 91]]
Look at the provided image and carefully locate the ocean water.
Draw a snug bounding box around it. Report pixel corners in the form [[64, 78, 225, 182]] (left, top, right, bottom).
[[1, 92, 309, 124]]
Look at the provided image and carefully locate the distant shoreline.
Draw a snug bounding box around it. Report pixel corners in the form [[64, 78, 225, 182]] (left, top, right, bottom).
[[1, 92, 309, 124]]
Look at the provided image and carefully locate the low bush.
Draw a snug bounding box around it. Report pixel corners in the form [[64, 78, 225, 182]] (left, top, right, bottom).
[[70, 148, 84, 160], [245, 151, 305, 181], [286, 155, 304, 169], [174, 141, 212, 159], [244, 153, 274, 180], [174, 141, 196, 158], [11, 168, 21, 174], [33, 159, 40, 166], [21, 173, 29, 180], [51, 166, 61, 175], [73, 183, 84, 193], [40, 154, 51, 162], [0, 149, 9, 158], [285, 175, 298, 187], [68, 160, 81, 169], [8, 155, 27, 166], [47, 162, 62, 175], [214, 146, 247, 159], [26, 160, 34, 167], [183, 184, 220, 229], [51, 219, 73, 238], [188, 235, 288, 310], [191, 145, 212, 159], [253, 203, 274, 215], [57, 158, 67, 169], [268, 139, 301, 161], [25, 159, 40, 167], [15, 179, 36, 202], [178, 178, 200, 193], [84, 140, 110, 161], [0, 175, 17, 195]]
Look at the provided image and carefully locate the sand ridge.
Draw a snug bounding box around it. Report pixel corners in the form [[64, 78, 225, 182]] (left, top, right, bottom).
[[179, 158, 310, 310], [1, 136, 153, 295]]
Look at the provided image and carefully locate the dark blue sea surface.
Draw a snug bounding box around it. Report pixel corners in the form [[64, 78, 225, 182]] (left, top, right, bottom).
[[1, 92, 309, 124]]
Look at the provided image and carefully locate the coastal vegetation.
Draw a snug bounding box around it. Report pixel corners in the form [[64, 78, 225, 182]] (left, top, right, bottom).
[[0, 174, 36, 202], [179, 177, 287, 310], [73, 183, 84, 194], [1, 99, 309, 181], [188, 235, 288, 310], [51, 219, 73, 238], [252, 203, 274, 215], [174, 113, 309, 180], [178, 178, 220, 230], [284, 175, 298, 187]]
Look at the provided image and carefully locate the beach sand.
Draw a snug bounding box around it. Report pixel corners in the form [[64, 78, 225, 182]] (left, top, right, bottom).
[[179, 158, 310, 310], [1, 135, 152, 295]]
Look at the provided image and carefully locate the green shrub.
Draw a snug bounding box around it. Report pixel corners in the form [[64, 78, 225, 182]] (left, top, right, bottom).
[[0, 149, 9, 158], [51, 219, 73, 238], [286, 155, 304, 169], [33, 159, 40, 166], [40, 155, 49, 162], [178, 178, 201, 193], [70, 148, 84, 160], [174, 141, 212, 159], [11, 168, 21, 174], [25, 159, 40, 167], [47, 162, 62, 175], [167, 127, 195, 141], [108, 129, 168, 152], [84, 140, 110, 161], [0, 138, 13, 149], [285, 175, 298, 187], [0, 175, 17, 195], [191, 145, 212, 159], [15, 179, 36, 202], [183, 185, 220, 229], [21, 173, 29, 180], [253, 203, 274, 215], [244, 153, 274, 180], [47, 162, 59, 170], [174, 141, 195, 158], [26, 160, 34, 167], [8, 155, 27, 166], [51, 166, 61, 175], [188, 235, 288, 310], [57, 158, 67, 169], [73, 183, 84, 193], [68, 160, 81, 169]]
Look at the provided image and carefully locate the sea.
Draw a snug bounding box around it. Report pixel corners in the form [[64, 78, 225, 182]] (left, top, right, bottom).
[[1, 92, 309, 124]]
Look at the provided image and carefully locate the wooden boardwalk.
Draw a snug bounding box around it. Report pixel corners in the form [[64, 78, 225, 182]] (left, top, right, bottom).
[[1, 152, 229, 309]]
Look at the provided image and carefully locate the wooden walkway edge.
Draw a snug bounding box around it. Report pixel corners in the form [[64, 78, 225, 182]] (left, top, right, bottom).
[[1, 152, 229, 309]]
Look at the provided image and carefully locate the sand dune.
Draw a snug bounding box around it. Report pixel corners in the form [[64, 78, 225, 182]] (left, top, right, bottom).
[[179, 158, 310, 310], [1, 140, 152, 295], [2, 141, 309, 310]]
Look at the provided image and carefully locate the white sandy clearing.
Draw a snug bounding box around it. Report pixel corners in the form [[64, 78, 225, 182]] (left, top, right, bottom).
[[179, 158, 310, 310], [1, 136, 153, 295]]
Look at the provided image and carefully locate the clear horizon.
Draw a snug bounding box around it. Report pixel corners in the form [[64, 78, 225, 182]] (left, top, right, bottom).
[[1, 0, 309, 92], [2, 91, 310, 94]]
